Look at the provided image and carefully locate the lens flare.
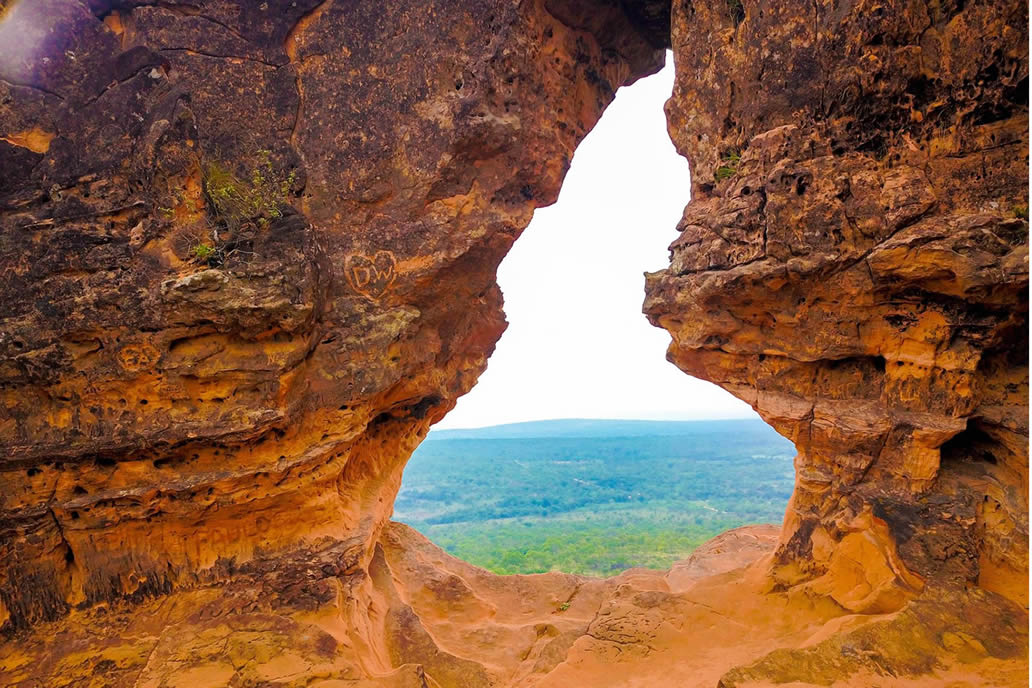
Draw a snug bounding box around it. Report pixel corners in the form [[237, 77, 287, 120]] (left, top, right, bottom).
[[0, 0, 51, 87]]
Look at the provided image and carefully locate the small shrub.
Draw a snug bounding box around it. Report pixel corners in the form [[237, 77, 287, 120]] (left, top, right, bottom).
[[1013, 203, 1028, 220], [191, 243, 216, 262], [203, 149, 296, 232], [557, 602, 571, 612], [714, 149, 742, 182]]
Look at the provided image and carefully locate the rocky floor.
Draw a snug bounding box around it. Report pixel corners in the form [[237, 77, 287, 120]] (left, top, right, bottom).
[[1, 523, 1026, 687], [0, 0, 1026, 684]]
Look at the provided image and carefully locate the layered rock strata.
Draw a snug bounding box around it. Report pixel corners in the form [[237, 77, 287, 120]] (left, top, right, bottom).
[[0, 0, 1028, 685], [644, 0, 1029, 614], [0, 0, 666, 631], [2, 523, 1027, 686]]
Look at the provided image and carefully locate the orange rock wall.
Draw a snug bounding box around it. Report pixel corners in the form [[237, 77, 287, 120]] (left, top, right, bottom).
[[0, 0, 1028, 685], [645, 0, 1029, 610], [0, 0, 666, 631]]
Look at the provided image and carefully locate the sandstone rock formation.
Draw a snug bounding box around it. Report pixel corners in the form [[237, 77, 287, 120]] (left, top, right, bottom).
[[644, 0, 1030, 614], [0, 0, 667, 632], [0, 0, 1027, 686], [3, 522, 1027, 687]]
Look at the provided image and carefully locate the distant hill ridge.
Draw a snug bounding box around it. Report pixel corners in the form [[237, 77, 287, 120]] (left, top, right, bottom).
[[427, 417, 769, 441]]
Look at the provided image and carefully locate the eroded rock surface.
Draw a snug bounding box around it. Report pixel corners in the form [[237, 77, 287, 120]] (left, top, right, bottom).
[[0, 0, 665, 632], [0, 0, 1028, 686], [646, 0, 1029, 613], [3, 523, 1026, 687]]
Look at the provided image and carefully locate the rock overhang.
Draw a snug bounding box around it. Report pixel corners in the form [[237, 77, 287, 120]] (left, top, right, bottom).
[[0, 0, 1027, 685]]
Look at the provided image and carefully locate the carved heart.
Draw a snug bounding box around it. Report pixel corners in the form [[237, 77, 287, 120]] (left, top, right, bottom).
[[345, 250, 397, 299]]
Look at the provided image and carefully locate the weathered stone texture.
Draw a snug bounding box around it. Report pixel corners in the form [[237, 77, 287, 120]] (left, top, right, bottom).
[[0, 0, 1028, 685], [0, 0, 664, 632], [645, 0, 1028, 611]]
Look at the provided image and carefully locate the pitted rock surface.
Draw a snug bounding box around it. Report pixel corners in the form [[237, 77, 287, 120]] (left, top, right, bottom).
[[0, 0, 664, 631], [0, 0, 1027, 686], [646, 0, 1029, 613]]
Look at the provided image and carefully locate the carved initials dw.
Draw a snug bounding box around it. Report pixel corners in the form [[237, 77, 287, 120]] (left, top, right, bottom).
[[345, 250, 397, 299]]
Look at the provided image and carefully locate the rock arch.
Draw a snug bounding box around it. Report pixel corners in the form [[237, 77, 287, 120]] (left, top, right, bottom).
[[0, 0, 1026, 685]]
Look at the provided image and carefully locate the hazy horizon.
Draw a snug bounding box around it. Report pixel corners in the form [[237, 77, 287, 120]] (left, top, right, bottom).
[[430, 415, 763, 432]]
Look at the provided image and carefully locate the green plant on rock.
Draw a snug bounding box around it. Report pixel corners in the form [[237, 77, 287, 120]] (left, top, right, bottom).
[[714, 149, 742, 182], [1013, 203, 1028, 220], [202, 149, 297, 232], [191, 242, 216, 262]]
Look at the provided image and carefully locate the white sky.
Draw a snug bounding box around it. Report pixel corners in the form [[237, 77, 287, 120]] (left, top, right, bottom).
[[436, 61, 757, 430]]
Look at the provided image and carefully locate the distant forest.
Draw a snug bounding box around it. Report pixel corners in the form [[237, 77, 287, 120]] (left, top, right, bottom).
[[393, 419, 795, 576]]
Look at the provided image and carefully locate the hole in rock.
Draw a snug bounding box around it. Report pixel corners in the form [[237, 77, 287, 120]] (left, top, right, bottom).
[[394, 60, 794, 577], [941, 419, 999, 466]]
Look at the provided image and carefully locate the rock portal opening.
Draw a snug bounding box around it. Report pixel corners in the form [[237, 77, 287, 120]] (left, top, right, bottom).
[[0, 1, 1027, 685], [394, 63, 794, 577]]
